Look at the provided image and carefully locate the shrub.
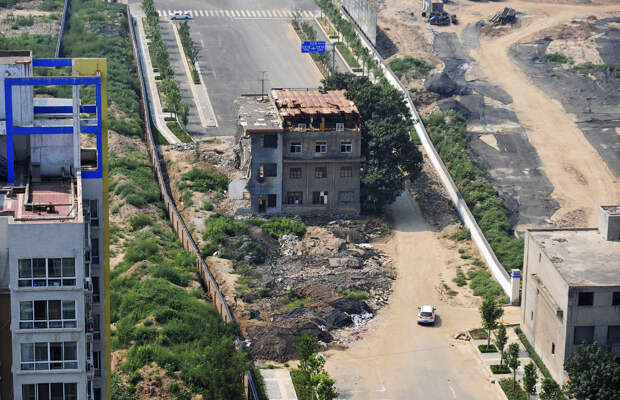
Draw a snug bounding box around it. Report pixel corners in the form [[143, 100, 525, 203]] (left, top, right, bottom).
[[450, 227, 471, 241], [201, 201, 214, 211], [151, 262, 191, 287], [336, 42, 360, 68], [468, 269, 508, 302], [203, 214, 248, 244], [389, 55, 433, 80], [478, 344, 498, 353], [540, 52, 571, 64], [469, 328, 488, 340], [515, 327, 553, 379], [260, 216, 306, 239], [129, 215, 152, 231], [453, 268, 467, 287], [166, 121, 192, 143], [490, 364, 511, 374], [125, 237, 159, 263], [340, 290, 370, 300], [499, 378, 527, 400], [181, 167, 229, 193]]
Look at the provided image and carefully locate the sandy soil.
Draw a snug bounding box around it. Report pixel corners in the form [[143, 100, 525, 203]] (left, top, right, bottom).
[[324, 193, 506, 399], [469, 1, 620, 226]]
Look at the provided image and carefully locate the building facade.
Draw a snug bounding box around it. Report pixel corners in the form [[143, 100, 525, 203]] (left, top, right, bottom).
[[0, 52, 109, 400], [237, 89, 364, 215], [520, 206, 620, 383]]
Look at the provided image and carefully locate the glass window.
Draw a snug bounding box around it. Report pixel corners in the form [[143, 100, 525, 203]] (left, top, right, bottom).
[[50, 382, 63, 400], [290, 142, 302, 153], [336, 122, 345, 131], [574, 326, 595, 345], [50, 342, 63, 369], [48, 259, 62, 277], [20, 302, 34, 329], [33, 259, 46, 277], [19, 259, 32, 278], [613, 292, 620, 306], [340, 140, 352, 153], [35, 342, 48, 370], [34, 301, 48, 329], [62, 258, 75, 277], [267, 194, 277, 208], [91, 239, 100, 265], [48, 301, 62, 328], [65, 383, 77, 400], [64, 342, 78, 369], [290, 168, 302, 179], [37, 384, 49, 400], [263, 135, 277, 148], [259, 163, 277, 178], [89, 199, 99, 227], [338, 191, 355, 203], [22, 384, 36, 400], [93, 277, 100, 303], [315, 141, 327, 153], [21, 343, 34, 370], [287, 192, 303, 205], [340, 166, 353, 177], [314, 167, 327, 178], [578, 292, 594, 306], [63, 301, 76, 328], [607, 326, 620, 345], [94, 314, 101, 340], [312, 191, 328, 205]]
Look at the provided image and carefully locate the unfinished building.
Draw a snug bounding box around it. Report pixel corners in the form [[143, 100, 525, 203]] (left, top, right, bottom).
[[521, 206, 620, 383], [0, 51, 109, 400], [236, 89, 364, 215]]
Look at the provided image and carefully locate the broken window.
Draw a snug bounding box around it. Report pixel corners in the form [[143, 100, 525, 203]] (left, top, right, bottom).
[[259, 163, 277, 178], [314, 167, 327, 179], [290, 168, 302, 179], [267, 194, 277, 208], [287, 192, 303, 205], [578, 292, 594, 306], [312, 191, 328, 205], [263, 135, 277, 148], [340, 166, 352, 177], [290, 142, 302, 153]]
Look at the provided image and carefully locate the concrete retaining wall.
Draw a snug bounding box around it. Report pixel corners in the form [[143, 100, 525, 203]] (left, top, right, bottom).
[[339, 6, 515, 301], [126, 7, 259, 399]]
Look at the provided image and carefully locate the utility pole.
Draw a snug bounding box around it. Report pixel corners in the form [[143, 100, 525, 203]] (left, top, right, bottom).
[[257, 71, 267, 101], [332, 43, 336, 73]]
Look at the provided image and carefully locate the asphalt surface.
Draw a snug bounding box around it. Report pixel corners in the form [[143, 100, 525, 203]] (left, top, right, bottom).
[[510, 17, 620, 178], [153, 0, 324, 137], [430, 29, 559, 230]]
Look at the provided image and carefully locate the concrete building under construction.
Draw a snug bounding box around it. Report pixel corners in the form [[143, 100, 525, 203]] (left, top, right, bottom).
[[236, 89, 364, 215], [0, 51, 110, 400]]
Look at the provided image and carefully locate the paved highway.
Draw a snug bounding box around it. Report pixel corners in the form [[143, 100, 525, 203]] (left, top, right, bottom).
[[153, 0, 324, 136]]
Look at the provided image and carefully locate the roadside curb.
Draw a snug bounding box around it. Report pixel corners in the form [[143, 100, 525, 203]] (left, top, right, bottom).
[[170, 22, 216, 128], [132, 13, 180, 144]]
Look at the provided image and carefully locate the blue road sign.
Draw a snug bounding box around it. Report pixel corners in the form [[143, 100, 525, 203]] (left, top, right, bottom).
[[301, 41, 326, 54]]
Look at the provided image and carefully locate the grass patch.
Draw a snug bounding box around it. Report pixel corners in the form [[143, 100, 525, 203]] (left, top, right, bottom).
[[450, 227, 471, 241], [499, 378, 527, 400], [442, 282, 458, 296], [468, 269, 508, 302], [336, 42, 360, 69], [191, 69, 200, 84], [469, 328, 488, 340], [340, 290, 370, 300], [490, 364, 511, 374], [129, 215, 152, 231], [166, 121, 193, 143], [0, 33, 56, 58], [389, 55, 433, 80], [282, 297, 310, 310], [424, 112, 524, 271], [453, 268, 467, 287], [260, 216, 306, 239], [478, 344, 498, 353], [540, 52, 571, 64], [110, 153, 161, 208], [180, 167, 229, 193], [571, 62, 613, 75], [201, 201, 214, 211]]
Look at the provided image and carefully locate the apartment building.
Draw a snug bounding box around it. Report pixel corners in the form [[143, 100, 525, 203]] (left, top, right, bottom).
[[520, 206, 620, 383], [0, 52, 109, 400], [236, 89, 364, 215]]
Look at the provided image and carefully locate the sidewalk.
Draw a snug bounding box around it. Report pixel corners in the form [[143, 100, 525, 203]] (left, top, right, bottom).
[[471, 325, 543, 399], [129, 3, 180, 144], [160, 22, 208, 136]]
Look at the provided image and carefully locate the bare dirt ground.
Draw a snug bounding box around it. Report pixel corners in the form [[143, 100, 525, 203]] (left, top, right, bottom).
[[378, 0, 620, 229], [324, 193, 519, 399], [0, 0, 62, 38]]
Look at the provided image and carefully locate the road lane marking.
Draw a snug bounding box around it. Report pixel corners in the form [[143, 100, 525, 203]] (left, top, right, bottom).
[[449, 385, 456, 399]]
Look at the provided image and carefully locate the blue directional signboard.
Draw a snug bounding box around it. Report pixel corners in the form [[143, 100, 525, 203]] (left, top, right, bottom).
[[301, 41, 326, 54]]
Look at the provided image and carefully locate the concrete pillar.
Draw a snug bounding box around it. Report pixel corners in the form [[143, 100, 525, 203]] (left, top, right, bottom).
[[510, 269, 521, 305]]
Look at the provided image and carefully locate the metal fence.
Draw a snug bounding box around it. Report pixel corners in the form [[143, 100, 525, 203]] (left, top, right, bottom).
[[55, 0, 71, 57], [339, 6, 514, 301], [126, 6, 260, 398]]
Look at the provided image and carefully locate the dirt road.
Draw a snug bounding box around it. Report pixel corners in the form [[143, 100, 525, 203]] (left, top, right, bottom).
[[469, 1, 620, 226], [324, 193, 498, 400]]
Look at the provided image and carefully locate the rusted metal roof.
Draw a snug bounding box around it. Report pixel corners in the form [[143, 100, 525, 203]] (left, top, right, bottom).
[[272, 89, 359, 117]]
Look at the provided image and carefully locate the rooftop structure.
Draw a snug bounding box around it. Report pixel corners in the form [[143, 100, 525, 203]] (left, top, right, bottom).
[[236, 89, 363, 215], [521, 206, 620, 383], [0, 52, 110, 400]]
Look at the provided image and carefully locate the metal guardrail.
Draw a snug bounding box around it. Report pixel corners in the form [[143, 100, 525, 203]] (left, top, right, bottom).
[[55, 0, 70, 57], [339, 6, 514, 301], [126, 6, 260, 399]]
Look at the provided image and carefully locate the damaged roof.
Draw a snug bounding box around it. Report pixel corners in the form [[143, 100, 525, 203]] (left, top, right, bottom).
[[272, 89, 359, 117], [235, 94, 282, 132]]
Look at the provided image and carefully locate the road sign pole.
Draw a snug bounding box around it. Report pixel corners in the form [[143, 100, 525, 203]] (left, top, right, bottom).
[[332, 44, 335, 73]]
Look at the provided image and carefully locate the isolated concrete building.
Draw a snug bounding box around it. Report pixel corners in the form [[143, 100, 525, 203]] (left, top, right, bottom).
[[236, 89, 363, 215], [520, 206, 620, 383], [0, 51, 109, 400]]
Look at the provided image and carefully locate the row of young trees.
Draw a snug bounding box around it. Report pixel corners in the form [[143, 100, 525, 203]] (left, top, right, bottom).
[[480, 296, 619, 400], [314, 0, 381, 77], [142, 0, 189, 127], [321, 73, 423, 211]]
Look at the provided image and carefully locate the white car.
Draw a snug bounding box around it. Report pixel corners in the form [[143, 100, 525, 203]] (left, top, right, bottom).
[[417, 305, 437, 325], [171, 11, 192, 20]]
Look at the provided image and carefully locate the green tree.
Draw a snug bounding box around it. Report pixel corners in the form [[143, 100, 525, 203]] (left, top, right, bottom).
[[321, 73, 423, 211], [523, 361, 538, 400], [495, 323, 508, 367], [564, 342, 620, 400], [179, 103, 189, 127], [480, 296, 504, 348], [292, 334, 338, 400], [161, 78, 181, 118], [539, 377, 563, 400], [504, 343, 521, 392]]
